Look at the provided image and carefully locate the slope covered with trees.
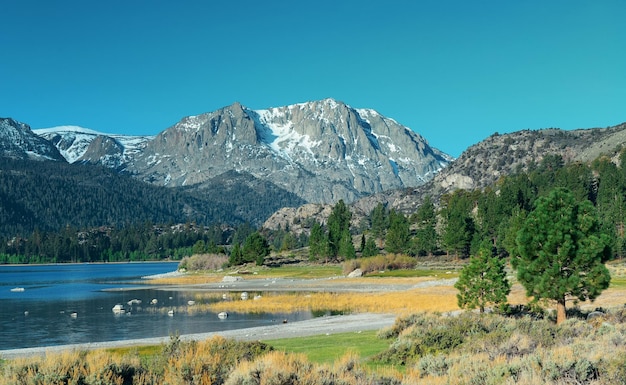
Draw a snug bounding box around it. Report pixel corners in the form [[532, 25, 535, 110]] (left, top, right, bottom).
[[0, 159, 305, 236]]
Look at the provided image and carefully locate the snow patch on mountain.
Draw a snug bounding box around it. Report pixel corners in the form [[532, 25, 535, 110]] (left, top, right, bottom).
[[34, 126, 153, 164], [253, 108, 321, 160], [0, 118, 65, 161]]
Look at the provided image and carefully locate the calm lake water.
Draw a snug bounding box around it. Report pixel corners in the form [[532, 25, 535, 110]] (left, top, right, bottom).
[[0, 262, 312, 350]]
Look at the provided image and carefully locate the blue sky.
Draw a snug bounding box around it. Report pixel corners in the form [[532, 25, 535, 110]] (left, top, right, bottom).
[[2, 1, 625, 157]]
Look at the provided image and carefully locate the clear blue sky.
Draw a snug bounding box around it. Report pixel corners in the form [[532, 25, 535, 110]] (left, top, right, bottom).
[[2, 1, 625, 157]]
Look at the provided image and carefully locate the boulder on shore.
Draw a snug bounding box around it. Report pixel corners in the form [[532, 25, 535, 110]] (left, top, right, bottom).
[[348, 269, 363, 278], [222, 276, 243, 282]]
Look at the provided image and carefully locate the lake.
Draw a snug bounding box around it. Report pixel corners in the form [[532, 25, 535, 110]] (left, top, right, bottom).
[[0, 262, 312, 350]]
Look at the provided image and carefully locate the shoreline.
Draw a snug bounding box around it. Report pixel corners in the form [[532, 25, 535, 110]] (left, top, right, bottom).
[[0, 313, 396, 360], [0, 260, 179, 268]]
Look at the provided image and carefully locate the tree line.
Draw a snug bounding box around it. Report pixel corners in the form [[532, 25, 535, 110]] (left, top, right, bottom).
[[337, 152, 626, 262]]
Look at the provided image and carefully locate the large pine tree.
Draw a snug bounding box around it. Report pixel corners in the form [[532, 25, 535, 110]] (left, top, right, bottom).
[[513, 188, 611, 324]]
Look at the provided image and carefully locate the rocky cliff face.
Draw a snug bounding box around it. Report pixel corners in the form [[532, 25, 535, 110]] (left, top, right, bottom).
[[127, 99, 452, 204], [0, 118, 65, 161]]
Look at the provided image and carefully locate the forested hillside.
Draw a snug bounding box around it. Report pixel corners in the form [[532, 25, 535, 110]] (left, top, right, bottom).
[[339, 151, 626, 262], [0, 158, 305, 236]]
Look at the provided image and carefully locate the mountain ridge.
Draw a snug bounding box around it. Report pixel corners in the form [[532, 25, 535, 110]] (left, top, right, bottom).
[[35, 99, 452, 204], [0, 118, 66, 161]]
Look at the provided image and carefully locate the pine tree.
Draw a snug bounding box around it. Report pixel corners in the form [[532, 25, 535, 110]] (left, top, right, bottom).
[[370, 202, 388, 246], [454, 241, 511, 313], [412, 196, 438, 256], [229, 243, 243, 266], [327, 200, 352, 257], [385, 209, 410, 254], [308, 222, 328, 262], [440, 190, 476, 258], [241, 232, 270, 266], [513, 188, 612, 324], [362, 236, 379, 258], [338, 229, 356, 260]]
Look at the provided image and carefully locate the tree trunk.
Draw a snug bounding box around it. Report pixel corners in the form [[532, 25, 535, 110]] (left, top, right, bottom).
[[556, 298, 567, 325]]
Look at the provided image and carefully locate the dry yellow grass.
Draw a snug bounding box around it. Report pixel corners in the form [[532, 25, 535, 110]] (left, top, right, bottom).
[[143, 266, 626, 317], [146, 274, 222, 285], [206, 285, 460, 315]]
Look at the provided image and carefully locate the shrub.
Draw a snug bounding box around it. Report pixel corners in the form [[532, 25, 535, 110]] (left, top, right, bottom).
[[342, 254, 417, 275], [178, 253, 228, 271], [416, 354, 449, 377]]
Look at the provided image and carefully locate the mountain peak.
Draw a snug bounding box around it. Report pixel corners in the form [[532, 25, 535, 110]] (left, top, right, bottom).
[[127, 100, 451, 204], [34, 126, 152, 165], [0, 118, 65, 161]]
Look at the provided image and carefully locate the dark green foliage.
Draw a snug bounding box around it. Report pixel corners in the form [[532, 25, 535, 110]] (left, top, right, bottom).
[[229, 243, 243, 266], [241, 231, 270, 265], [411, 196, 438, 256], [327, 200, 352, 258], [369, 202, 388, 243], [514, 188, 611, 324], [440, 190, 476, 258], [0, 222, 228, 263], [454, 241, 511, 313], [231, 222, 255, 245], [0, 159, 306, 237], [308, 222, 329, 261], [385, 209, 410, 254], [338, 228, 356, 259], [361, 236, 379, 258]]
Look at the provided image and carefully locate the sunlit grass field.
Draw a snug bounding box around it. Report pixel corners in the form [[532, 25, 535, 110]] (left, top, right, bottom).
[[264, 330, 387, 365]]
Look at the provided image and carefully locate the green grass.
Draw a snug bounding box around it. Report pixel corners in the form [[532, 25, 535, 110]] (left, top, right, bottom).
[[610, 276, 626, 288], [105, 345, 162, 357], [262, 330, 389, 365]]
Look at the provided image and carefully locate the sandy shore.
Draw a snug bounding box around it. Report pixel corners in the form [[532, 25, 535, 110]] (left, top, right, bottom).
[[0, 313, 396, 360]]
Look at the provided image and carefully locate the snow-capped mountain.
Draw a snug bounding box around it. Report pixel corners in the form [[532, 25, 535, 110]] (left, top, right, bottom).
[[127, 99, 452, 204], [34, 126, 152, 169], [0, 118, 65, 161], [17, 99, 451, 204]]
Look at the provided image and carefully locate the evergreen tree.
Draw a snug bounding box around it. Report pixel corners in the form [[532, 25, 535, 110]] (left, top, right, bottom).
[[454, 241, 511, 313], [514, 188, 612, 324], [241, 232, 270, 266], [327, 200, 352, 257], [362, 236, 379, 258], [412, 196, 438, 256], [385, 209, 410, 254], [440, 190, 476, 258], [308, 222, 328, 262], [338, 229, 356, 260], [370, 202, 388, 246], [229, 243, 243, 266], [233, 222, 255, 245]]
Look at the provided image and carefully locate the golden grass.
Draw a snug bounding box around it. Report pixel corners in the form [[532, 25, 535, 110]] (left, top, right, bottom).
[[145, 273, 222, 285], [207, 285, 461, 315]]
